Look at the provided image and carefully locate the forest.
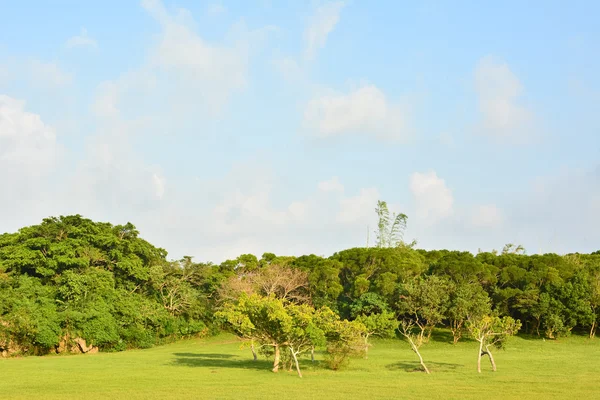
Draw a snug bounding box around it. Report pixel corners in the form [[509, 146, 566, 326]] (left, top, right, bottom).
[[1, 203, 599, 376]]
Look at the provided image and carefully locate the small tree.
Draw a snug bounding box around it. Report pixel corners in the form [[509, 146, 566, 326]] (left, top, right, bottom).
[[398, 319, 429, 374], [466, 314, 521, 373], [319, 308, 366, 370], [396, 276, 451, 343], [216, 294, 291, 373], [217, 294, 364, 378], [374, 200, 408, 248], [447, 283, 491, 344], [355, 312, 398, 358], [283, 303, 327, 378], [590, 270, 600, 338]]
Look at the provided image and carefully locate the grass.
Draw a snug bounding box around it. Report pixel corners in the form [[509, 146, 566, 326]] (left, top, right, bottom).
[[1, 331, 599, 399]]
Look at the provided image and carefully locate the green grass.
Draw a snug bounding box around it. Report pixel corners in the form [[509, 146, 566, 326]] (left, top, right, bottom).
[[1, 332, 599, 399]]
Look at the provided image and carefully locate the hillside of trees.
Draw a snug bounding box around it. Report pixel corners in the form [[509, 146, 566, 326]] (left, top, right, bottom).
[[1, 212, 599, 366]]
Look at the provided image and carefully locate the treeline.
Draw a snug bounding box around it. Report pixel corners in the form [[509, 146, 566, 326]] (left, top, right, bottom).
[[1, 215, 599, 362]]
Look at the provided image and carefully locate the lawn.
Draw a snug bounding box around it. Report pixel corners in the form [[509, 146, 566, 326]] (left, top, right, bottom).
[[1, 332, 599, 399]]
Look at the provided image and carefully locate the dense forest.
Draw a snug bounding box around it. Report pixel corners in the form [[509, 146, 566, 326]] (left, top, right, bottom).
[[1, 209, 599, 368]]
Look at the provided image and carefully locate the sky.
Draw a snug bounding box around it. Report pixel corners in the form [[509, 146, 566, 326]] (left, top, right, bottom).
[[1, 0, 599, 262]]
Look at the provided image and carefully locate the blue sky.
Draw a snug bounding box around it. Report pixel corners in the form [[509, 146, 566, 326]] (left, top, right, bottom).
[[1, 0, 599, 262]]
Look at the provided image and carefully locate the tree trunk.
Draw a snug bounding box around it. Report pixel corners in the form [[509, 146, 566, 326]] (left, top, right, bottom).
[[364, 334, 370, 359], [272, 345, 280, 373], [407, 337, 429, 374], [451, 324, 461, 344], [311, 346, 315, 363], [426, 327, 433, 343], [477, 339, 483, 373], [251, 341, 257, 361], [290, 348, 303, 378], [485, 345, 497, 372], [590, 321, 596, 339]]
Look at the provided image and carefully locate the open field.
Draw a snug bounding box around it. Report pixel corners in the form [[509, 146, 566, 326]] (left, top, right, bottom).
[[1, 332, 599, 400]]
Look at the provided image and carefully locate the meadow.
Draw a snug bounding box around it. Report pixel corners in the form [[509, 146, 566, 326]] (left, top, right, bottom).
[[1, 332, 599, 400]]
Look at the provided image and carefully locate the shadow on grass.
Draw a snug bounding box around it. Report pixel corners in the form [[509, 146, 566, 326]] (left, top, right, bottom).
[[429, 330, 456, 344], [173, 353, 235, 359], [386, 361, 462, 373], [171, 352, 272, 371]]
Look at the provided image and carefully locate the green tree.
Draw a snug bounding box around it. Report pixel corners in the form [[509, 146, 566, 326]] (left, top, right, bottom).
[[396, 275, 451, 343], [355, 312, 398, 358], [447, 282, 492, 344], [466, 314, 521, 373], [374, 200, 408, 248]]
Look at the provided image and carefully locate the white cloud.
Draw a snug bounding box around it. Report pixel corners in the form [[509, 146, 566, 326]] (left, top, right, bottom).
[[0, 95, 58, 172], [207, 3, 226, 14], [273, 57, 305, 83], [318, 176, 344, 193], [337, 187, 379, 224], [141, 0, 247, 114], [152, 173, 166, 199], [474, 56, 536, 141], [65, 28, 97, 49], [0, 65, 9, 85], [28, 60, 71, 88], [305, 1, 345, 60], [438, 131, 455, 147], [304, 84, 409, 140], [91, 81, 120, 118], [0, 95, 62, 231], [90, 0, 263, 123], [410, 171, 453, 223], [471, 204, 503, 228]]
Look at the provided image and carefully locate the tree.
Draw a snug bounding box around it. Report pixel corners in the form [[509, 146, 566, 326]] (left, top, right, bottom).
[[374, 200, 408, 248], [218, 264, 310, 305], [355, 312, 397, 358], [466, 314, 521, 373], [396, 276, 451, 343], [320, 311, 366, 370], [589, 269, 600, 338], [398, 319, 430, 374], [284, 303, 328, 377], [447, 283, 492, 344], [217, 294, 291, 372], [217, 294, 350, 377], [501, 243, 526, 255]]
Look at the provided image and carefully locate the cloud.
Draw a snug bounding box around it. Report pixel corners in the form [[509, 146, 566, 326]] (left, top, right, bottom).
[[142, 0, 247, 113], [27, 60, 71, 88], [305, 1, 345, 60], [90, 0, 265, 122], [65, 28, 97, 49], [0, 95, 59, 172], [409, 171, 453, 224], [207, 3, 226, 14], [152, 173, 166, 199], [0, 65, 9, 85], [304, 84, 410, 140], [272, 57, 305, 83], [318, 176, 344, 193], [337, 187, 380, 224], [474, 56, 536, 141], [0, 95, 62, 230], [470, 204, 503, 228], [91, 81, 120, 118]]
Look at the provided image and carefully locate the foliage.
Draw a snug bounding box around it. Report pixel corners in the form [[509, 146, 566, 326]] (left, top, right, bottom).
[[374, 200, 408, 248], [466, 314, 521, 373], [3, 213, 600, 362], [0, 216, 208, 356], [217, 294, 364, 376], [396, 275, 452, 343]]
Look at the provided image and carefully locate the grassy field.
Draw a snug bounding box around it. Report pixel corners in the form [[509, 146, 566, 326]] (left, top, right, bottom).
[[1, 332, 599, 399]]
